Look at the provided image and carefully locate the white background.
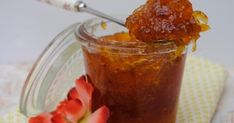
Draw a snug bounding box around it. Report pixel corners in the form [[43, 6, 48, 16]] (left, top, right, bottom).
[[0, 0, 234, 122]]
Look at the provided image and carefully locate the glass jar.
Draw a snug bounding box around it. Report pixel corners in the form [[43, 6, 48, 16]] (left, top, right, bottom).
[[20, 18, 187, 123], [75, 18, 187, 123], [20, 23, 84, 116]]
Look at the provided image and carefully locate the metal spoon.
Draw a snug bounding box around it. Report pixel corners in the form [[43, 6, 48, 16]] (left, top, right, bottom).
[[37, 0, 125, 26], [75, 1, 125, 26]]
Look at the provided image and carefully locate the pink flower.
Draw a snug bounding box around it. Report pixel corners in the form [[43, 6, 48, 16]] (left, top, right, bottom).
[[29, 75, 110, 123]]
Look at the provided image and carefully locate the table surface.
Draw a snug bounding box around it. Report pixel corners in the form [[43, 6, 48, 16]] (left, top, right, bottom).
[[0, 0, 234, 122]]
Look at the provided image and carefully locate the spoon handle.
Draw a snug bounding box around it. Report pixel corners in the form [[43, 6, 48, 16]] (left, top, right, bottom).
[[37, 0, 125, 26], [37, 0, 78, 11]]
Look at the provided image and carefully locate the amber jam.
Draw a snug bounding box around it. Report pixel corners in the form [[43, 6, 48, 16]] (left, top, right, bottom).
[[76, 0, 209, 122], [78, 30, 186, 123], [126, 0, 210, 44]]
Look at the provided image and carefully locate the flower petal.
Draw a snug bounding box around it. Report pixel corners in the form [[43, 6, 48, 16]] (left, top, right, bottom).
[[64, 99, 86, 122], [83, 106, 110, 123], [53, 99, 86, 122], [51, 114, 68, 123], [67, 87, 79, 100], [28, 75, 107, 123], [75, 75, 94, 109], [29, 113, 52, 123]]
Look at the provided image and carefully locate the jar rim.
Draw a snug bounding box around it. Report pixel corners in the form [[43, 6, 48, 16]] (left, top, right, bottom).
[[75, 18, 179, 54]]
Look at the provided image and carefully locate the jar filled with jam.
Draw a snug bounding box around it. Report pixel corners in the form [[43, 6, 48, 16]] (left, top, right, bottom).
[[76, 18, 187, 123], [20, 0, 209, 122]]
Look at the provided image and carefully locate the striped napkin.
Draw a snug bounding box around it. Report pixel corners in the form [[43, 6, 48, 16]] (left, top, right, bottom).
[[0, 56, 228, 123]]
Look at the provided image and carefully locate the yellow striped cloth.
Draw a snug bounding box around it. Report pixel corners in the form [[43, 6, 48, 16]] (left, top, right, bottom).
[[0, 57, 228, 123], [177, 57, 228, 123]]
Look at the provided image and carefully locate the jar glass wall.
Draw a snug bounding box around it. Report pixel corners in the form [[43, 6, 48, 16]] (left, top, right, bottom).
[[76, 18, 187, 123]]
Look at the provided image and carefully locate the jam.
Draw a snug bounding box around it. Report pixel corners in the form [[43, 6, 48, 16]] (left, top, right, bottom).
[[81, 33, 186, 123], [79, 0, 209, 123], [126, 0, 209, 44], [83, 39, 185, 123]]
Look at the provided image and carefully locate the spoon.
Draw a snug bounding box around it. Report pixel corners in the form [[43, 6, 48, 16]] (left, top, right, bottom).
[[37, 0, 125, 26]]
